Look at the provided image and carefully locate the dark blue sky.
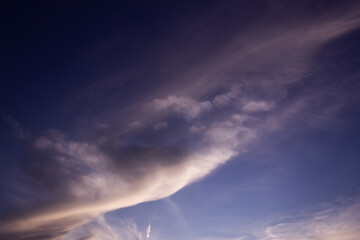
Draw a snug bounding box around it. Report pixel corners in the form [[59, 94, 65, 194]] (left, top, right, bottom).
[[1, 1, 360, 239]]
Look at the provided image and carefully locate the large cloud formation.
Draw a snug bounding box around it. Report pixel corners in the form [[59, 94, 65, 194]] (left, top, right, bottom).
[[1, 1, 360, 239]]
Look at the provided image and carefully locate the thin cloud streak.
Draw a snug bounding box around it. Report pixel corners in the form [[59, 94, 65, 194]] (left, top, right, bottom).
[[146, 224, 151, 239]]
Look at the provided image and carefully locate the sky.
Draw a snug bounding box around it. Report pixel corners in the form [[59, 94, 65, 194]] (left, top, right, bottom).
[[1, 1, 360, 239]]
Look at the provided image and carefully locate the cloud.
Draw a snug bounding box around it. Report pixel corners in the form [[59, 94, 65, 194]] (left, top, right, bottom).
[[0, 96, 285, 239], [2, 113, 25, 139], [150, 95, 212, 119], [163, 198, 191, 235], [212, 88, 240, 107], [252, 198, 360, 240], [153, 121, 168, 130], [204, 114, 256, 149], [242, 101, 273, 112], [63, 216, 143, 240], [0, 118, 243, 239], [1, 2, 360, 240], [146, 224, 151, 239]]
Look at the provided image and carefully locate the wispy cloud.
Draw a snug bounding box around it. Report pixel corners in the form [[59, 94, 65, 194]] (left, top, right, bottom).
[[242, 101, 273, 112], [212, 87, 240, 107], [252, 198, 360, 240], [150, 95, 212, 120], [64, 216, 144, 240], [1, 113, 25, 139], [153, 121, 168, 130]]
